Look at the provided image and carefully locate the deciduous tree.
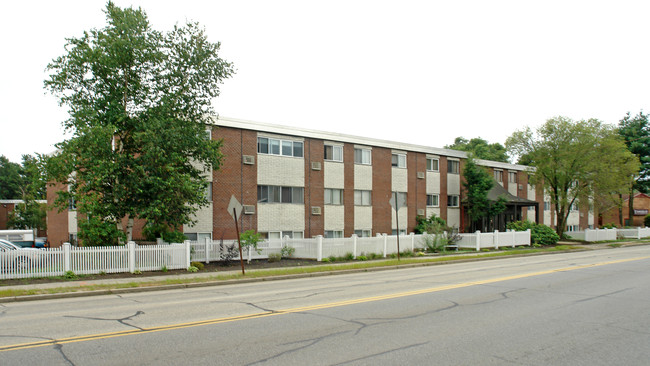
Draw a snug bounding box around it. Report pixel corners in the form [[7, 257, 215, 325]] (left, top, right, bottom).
[[506, 116, 639, 235], [44, 2, 234, 245], [445, 137, 509, 163]]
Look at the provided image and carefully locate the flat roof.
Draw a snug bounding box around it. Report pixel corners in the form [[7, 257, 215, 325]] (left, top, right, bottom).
[[213, 115, 532, 172]]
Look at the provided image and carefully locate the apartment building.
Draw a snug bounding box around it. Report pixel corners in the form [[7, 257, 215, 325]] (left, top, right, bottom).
[[46, 116, 596, 246]]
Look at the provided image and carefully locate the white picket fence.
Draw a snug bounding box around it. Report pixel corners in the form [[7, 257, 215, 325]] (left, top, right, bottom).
[[191, 230, 532, 263], [565, 227, 650, 242], [1, 230, 533, 280], [1, 242, 190, 280], [455, 230, 532, 251]]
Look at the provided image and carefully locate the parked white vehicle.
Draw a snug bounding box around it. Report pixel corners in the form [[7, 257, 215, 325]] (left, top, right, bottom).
[[0, 239, 42, 271]]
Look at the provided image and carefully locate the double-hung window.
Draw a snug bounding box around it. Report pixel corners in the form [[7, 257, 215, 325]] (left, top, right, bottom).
[[324, 144, 343, 162], [324, 188, 343, 205], [354, 148, 371, 165], [426, 158, 439, 172], [494, 170, 503, 182], [447, 195, 459, 207], [426, 194, 439, 207], [447, 160, 459, 174], [354, 190, 371, 206], [391, 153, 406, 168], [509, 171, 517, 183]]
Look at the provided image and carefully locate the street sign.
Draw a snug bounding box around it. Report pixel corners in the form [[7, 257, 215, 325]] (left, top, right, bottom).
[[227, 195, 243, 221], [389, 193, 407, 211]]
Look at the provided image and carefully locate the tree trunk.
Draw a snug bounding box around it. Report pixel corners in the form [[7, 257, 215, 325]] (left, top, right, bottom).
[[618, 193, 624, 227], [628, 186, 635, 227]]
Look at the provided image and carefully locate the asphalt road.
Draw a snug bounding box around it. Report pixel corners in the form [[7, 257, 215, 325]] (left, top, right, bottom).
[[2, 246, 650, 365]]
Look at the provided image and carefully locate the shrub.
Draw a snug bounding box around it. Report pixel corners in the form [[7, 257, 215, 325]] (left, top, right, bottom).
[[161, 266, 168, 272], [133, 270, 142, 275], [219, 241, 239, 264], [321, 257, 331, 263], [64, 270, 78, 280], [645, 214, 650, 227], [187, 266, 199, 273], [357, 255, 368, 261], [344, 252, 354, 260], [328, 255, 337, 262], [268, 253, 281, 262], [420, 233, 448, 253], [190, 262, 204, 271], [240, 230, 263, 254], [507, 221, 560, 246], [280, 246, 295, 258]]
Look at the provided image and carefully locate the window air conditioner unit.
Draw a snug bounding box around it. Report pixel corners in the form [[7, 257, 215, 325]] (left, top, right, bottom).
[[417, 172, 425, 179], [243, 205, 256, 215], [519, 184, 524, 190], [311, 162, 321, 171], [311, 206, 322, 215], [417, 209, 425, 216], [243, 155, 255, 165]]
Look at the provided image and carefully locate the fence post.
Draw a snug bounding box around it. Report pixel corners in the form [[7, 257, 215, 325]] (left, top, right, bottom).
[[184, 240, 191, 269], [494, 230, 499, 250], [383, 233, 388, 258], [205, 237, 210, 264], [352, 234, 358, 259], [316, 235, 323, 262], [128, 241, 136, 273], [512, 230, 517, 248], [475, 231, 481, 251], [410, 232, 415, 252], [63, 242, 71, 272]]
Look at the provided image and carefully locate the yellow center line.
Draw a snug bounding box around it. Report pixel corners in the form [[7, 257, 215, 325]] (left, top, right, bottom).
[[2, 255, 648, 352]]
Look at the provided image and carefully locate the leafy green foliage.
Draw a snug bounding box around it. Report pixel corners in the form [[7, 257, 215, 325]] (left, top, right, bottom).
[[445, 137, 509, 163], [645, 214, 650, 227], [187, 266, 199, 273], [78, 215, 124, 246], [507, 221, 559, 245], [190, 262, 204, 271], [240, 230, 262, 254], [280, 246, 295, 258], [619, 111, 650, 193], [44, 2, 234, 245], [0, 156, 22, 199], [267, 253, 281, 262], [414, 214, 449, 234], [462, 156, 506, 231], [2, 155, 48, 232], [420, 233, 448, 253], [507, 116, 639, 235]]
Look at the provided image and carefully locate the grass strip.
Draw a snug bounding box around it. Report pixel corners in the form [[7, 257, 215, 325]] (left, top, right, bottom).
[[0, 245, 585, 298]]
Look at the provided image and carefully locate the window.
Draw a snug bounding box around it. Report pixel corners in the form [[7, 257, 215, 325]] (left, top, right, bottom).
[[354, 190, 372, 206], [494, 170, 503, 182], [426, 194, 439, 207], [392, 153, 406, 168], [184, 232, 212, 242], [262, 231, 303, 240], [257, 137, 303, 157], [447, 195, 459, 207], [354, 148, 371, 165], [69, 197, 76, 211], [447, 160, 459, 174], [324, 188, 343, 205], [392, 229, 407, 236], [324, 144, 343, 162], [354, 230, 371, 238], [509, 171, 517, 183], [257, 185, 304, 204], [324, 230, 344, 238], [570, 202, 579, 211], [426, 158, 439, 172], [544, 201, 551, 211], [204, 129, 212, 140]]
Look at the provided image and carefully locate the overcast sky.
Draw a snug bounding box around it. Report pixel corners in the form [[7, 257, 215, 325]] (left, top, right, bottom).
[[2, 0, 649, 164]]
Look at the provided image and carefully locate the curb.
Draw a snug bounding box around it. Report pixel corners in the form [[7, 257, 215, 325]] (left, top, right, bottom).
[[0, 247, 607, 303]]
